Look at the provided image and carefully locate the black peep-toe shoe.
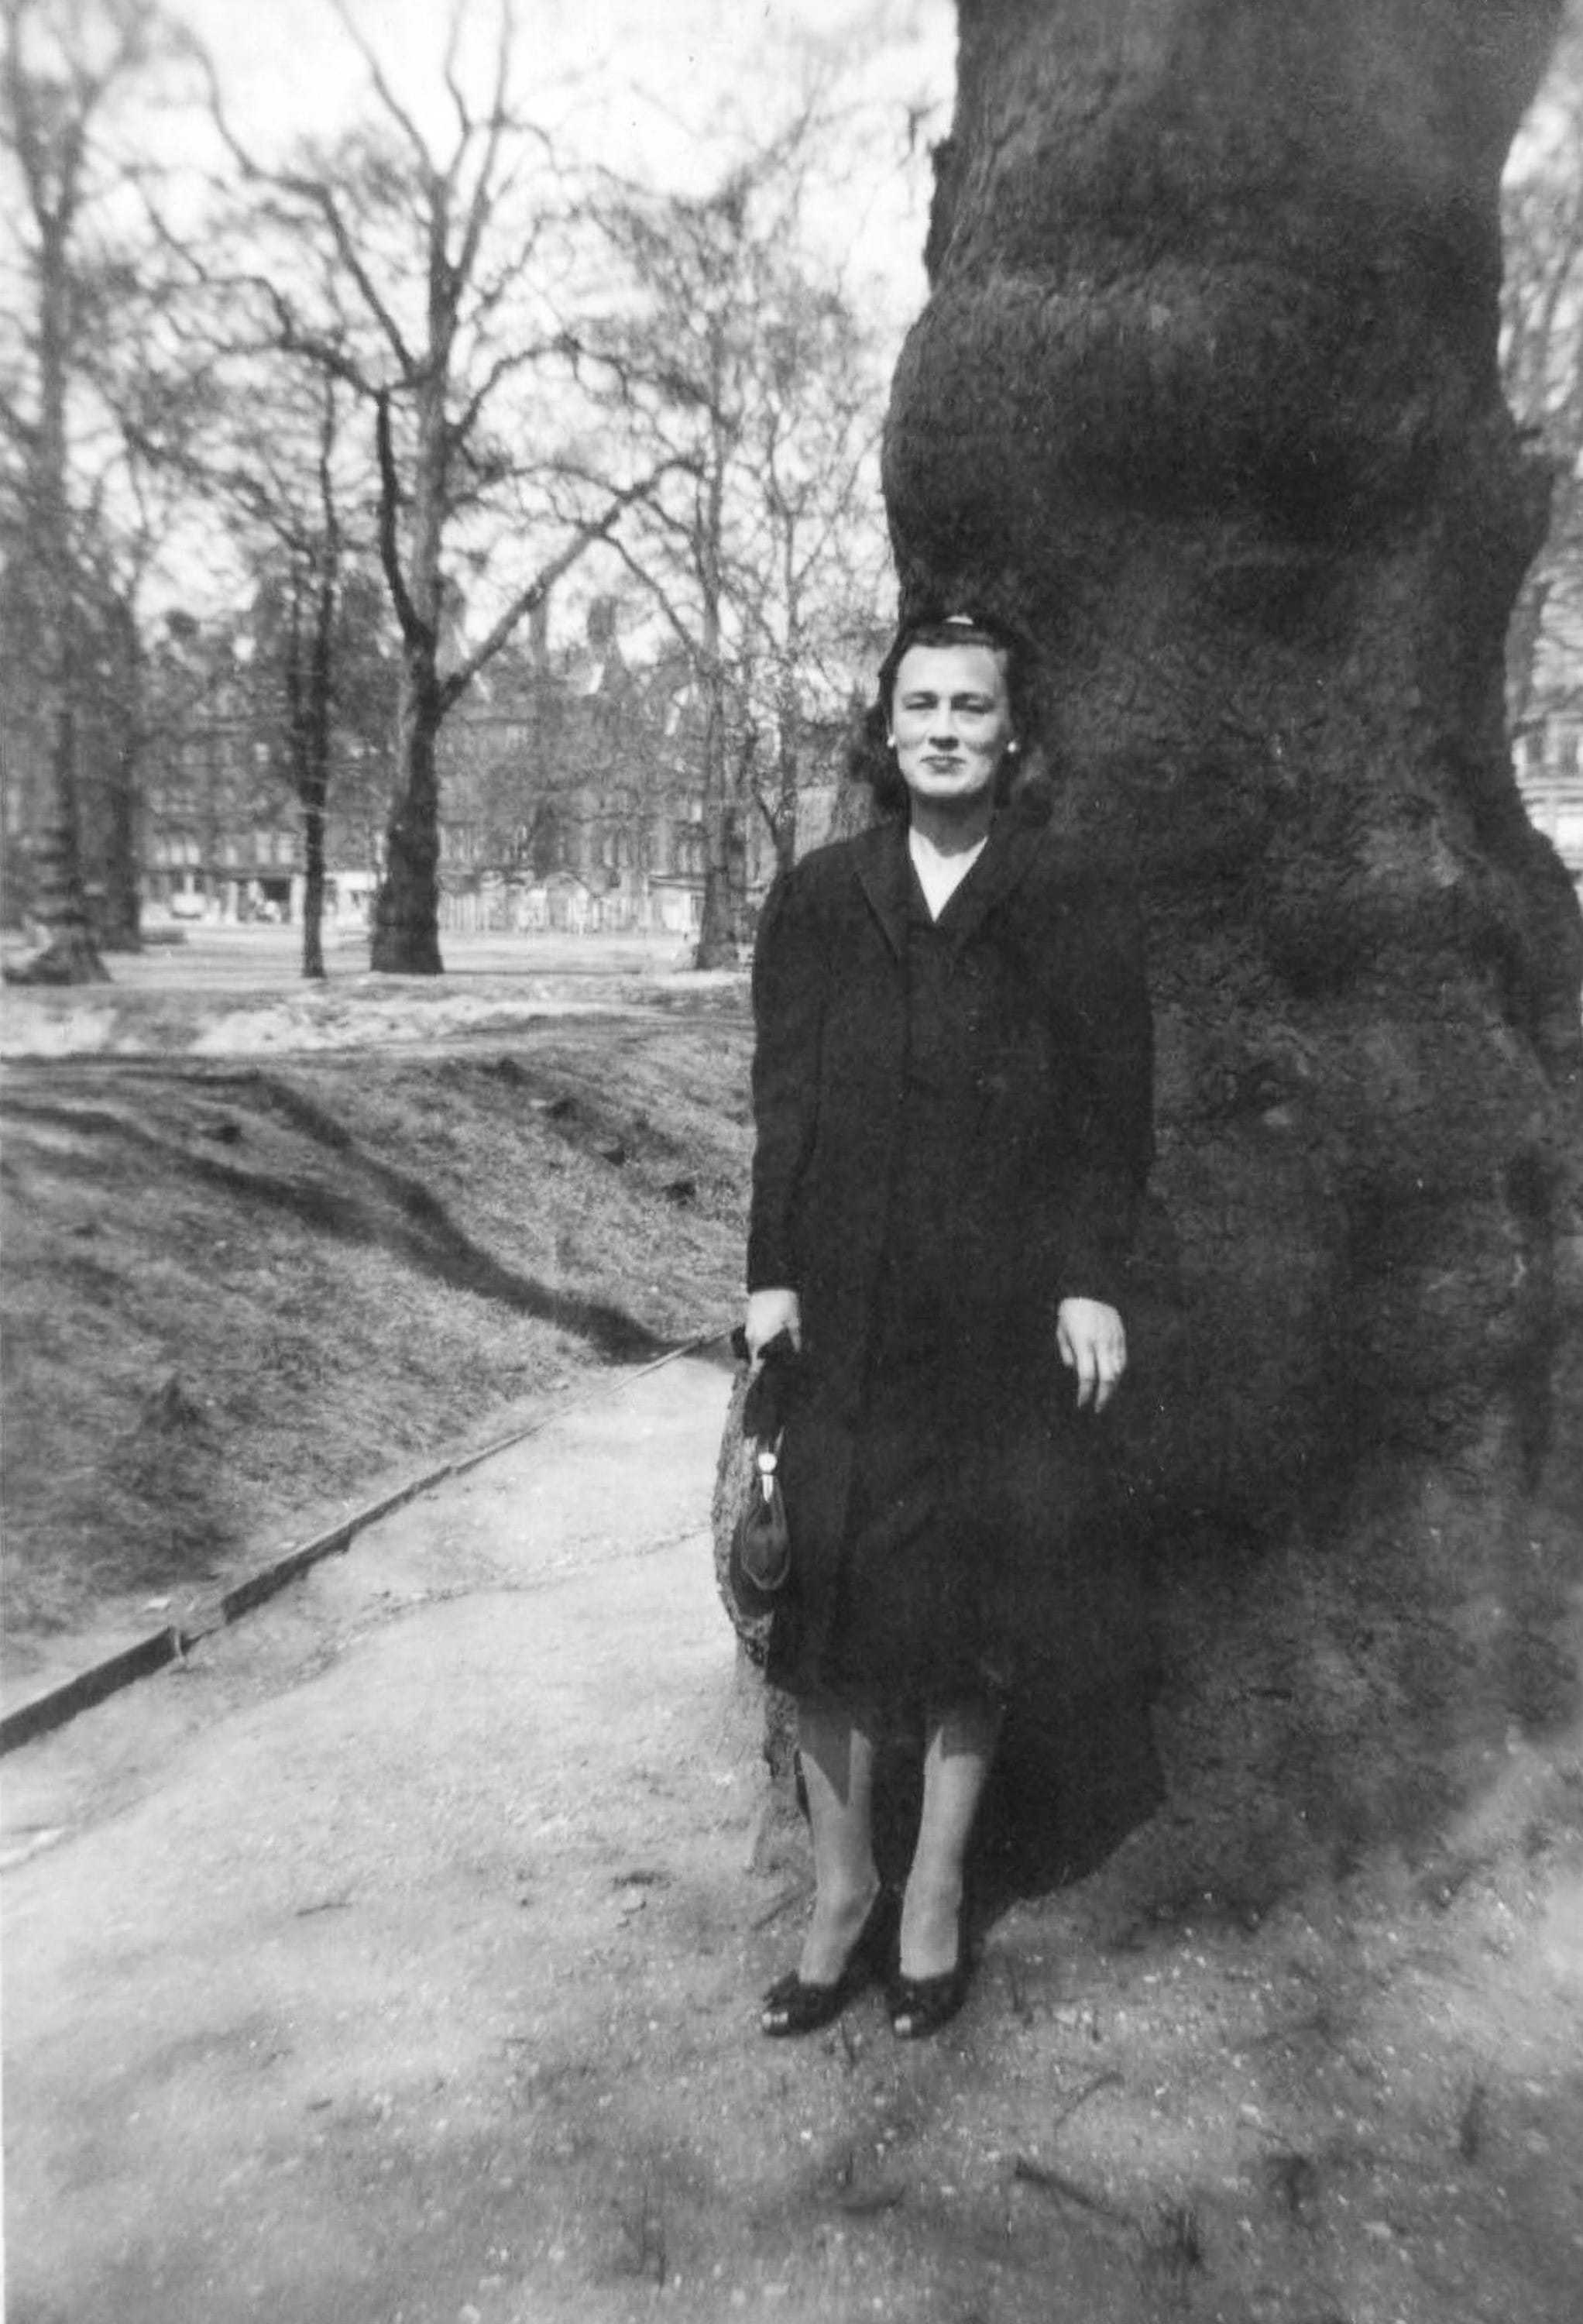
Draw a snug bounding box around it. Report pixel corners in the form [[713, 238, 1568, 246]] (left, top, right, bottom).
[[761, 1889, 895, 2038], [888, 1902, 973, 2040]]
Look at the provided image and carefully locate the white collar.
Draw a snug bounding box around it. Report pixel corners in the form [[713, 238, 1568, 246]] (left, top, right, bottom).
[[908, 824, 987, 921]]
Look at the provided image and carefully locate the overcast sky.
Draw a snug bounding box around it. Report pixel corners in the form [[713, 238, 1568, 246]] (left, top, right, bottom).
[[170, 0, 956, 332], [128, 2, 956, 638]]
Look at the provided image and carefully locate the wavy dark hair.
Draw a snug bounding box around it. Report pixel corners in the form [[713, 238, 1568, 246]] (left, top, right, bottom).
[[847, 610, 1048, 816]]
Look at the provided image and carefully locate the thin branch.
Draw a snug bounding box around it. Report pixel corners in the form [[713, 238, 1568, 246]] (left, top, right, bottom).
[[194, 43, 415, 376], [599, 530, 705, 665], [328, 0, 432, 177], [449, 6, 513, 301], [439, 457, 695, 706], [448, 335, 572, 445], [283, 173, 417, 376]]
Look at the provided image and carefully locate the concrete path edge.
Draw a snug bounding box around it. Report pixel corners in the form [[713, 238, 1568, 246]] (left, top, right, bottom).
[[0, 1332, 725, 1755]]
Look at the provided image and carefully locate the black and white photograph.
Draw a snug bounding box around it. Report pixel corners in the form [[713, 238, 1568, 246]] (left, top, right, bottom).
[[2, 2, 1581, 2319]]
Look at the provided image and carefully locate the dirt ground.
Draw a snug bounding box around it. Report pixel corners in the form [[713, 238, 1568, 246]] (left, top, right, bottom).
[[4, 1352, 1581, 2324], [3, 930, 1581, 2322]]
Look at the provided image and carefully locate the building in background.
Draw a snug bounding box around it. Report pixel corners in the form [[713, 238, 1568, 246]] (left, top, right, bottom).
[[112, 594, 846, 943]]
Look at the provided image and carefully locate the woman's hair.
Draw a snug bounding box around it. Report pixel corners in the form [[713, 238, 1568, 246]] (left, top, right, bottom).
[[849, 609, 1046, 815]]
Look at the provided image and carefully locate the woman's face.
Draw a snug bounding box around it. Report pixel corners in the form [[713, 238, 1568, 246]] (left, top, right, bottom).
[[889, 642, 1015, 816]]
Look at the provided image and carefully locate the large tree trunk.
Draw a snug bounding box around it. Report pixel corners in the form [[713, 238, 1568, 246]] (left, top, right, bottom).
[[369, 650, 445, 975], [9, 753, 108, 984], [878, 0, 1581, 1889], [369, 379, 448, 978], [6, 614, 108, 985], [98, 726, 143, 954], [300, 796, 328, 980]]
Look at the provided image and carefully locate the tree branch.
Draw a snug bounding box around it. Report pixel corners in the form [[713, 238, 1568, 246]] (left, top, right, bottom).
[[328, 0, 433, 177], [439, 459, 695, 707], [375, 386, 428, 650], [449, 5, 513, 304], [598, 531, 705, 665]]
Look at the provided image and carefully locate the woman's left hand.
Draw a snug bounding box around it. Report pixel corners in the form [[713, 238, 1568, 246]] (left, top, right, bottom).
[[1057, 1298, 1127, 1412]]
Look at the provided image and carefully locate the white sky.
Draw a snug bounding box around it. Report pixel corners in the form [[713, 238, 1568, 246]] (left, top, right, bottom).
[[170, 0, 956, 330], [114, 2, 954, 643]]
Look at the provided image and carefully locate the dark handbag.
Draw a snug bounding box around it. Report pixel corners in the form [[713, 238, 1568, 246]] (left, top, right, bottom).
[[726, 1326, 801, 1614], [733, 1437, 791, 1597]]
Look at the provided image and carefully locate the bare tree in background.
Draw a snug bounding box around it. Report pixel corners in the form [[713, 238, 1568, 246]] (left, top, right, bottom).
[[743, 275, 887, 877], [71, 314, 228, 952], [204, 0, 682, 975], [580, 136, 888, 961], [139, 338, 376, 978], [1502, 15, 1583, 742], [0, 0, 174, 981]]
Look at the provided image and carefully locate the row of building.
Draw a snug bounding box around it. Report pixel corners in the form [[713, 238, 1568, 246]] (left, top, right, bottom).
[[138, 603, 844, 943], [146, 709, 1583, 940]]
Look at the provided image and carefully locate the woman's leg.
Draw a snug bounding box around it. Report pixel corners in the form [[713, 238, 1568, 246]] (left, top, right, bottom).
[[792, 1695, 881, 1982], [898, 1695, 1001, 1979]]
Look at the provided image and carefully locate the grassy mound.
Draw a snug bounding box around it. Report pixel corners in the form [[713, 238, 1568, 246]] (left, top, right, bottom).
[[0, 1013, 751, 1665]]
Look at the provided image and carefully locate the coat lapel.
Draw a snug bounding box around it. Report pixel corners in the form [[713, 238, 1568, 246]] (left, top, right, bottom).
[[853, 820, 912, 960], [853, 799, 1048, 958], [936, 799, 1047, 951]]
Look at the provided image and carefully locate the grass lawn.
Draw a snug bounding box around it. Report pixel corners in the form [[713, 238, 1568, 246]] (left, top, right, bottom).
[[0, 1000, 752, 1673]]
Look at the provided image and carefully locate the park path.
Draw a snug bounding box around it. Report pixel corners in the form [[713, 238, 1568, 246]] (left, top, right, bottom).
[[2, 1351, 790, 2324], [5, 1350, 1581, 2324]]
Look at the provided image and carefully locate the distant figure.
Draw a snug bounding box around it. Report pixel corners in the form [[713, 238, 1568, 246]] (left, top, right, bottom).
[[741, 610, 1158, 2040]]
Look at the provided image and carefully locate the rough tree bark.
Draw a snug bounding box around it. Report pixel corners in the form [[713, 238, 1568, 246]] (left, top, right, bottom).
[[368, 376, 448, 978], [871, 0, 1583, 1885]]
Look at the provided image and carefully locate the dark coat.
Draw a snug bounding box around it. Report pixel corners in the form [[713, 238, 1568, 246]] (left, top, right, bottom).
[[750, 797, 1153, 1459], [746, 799, 1161, 1875]]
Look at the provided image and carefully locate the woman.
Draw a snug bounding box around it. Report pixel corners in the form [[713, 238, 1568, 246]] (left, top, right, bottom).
[[743, 610, 1157, 2040]]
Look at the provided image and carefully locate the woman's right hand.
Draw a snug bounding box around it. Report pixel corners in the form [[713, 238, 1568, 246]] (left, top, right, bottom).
[[743, 1287, 802, 1364]]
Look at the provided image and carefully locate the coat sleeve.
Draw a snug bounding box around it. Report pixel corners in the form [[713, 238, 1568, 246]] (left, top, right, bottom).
[[1051, 880, 1155, 1311], [747, 864, 826, 1294]]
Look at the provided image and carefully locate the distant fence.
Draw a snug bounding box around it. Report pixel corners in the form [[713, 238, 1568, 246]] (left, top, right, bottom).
[[439, 880, 702, 939]]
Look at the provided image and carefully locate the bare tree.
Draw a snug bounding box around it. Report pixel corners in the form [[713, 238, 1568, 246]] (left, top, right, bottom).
[[200, 0, 682, 975], [744, 286, 888, 875], [72, 328, 230, 951], [0, 0, 173, 980], [580, 133, 888, 960], [159, 361, 375, 975]]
